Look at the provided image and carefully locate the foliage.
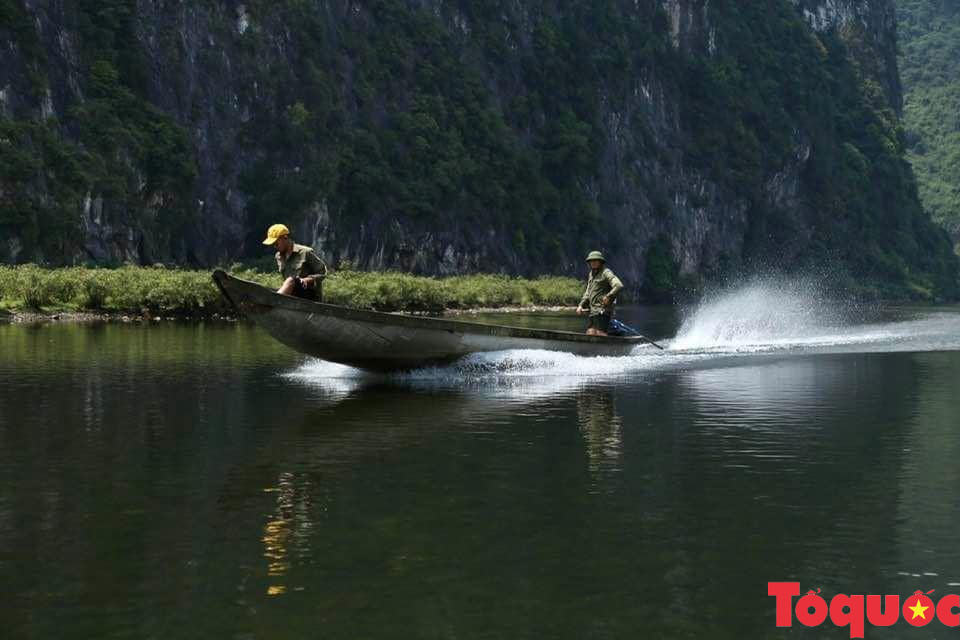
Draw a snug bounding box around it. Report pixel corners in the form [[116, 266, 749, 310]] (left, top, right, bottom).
[[2, 0, 958, 299], [0, 0, 45, 94], [238, 0, 672, 264], [0, 120, 88, 256], [0, 266, 583, 315], [643, 236, 680, 302], [229, 0, 959, 297], [898, 0, 960, 250], [0, 0, 197, 263], [671, 0, 959, 298]]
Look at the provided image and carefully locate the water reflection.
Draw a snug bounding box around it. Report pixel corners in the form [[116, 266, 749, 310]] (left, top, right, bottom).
[[3, 320, 960, 638], [576, 391, 624, 475], [263, 472, 293, 596], [681, 357, 842, 420], [657, 351, 938, 612], [893, 352, 960, 590], [259, 469, 321, 597]]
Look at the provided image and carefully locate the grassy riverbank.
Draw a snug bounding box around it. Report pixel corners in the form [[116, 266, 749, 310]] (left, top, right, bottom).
[[0, 265, 583, 317]]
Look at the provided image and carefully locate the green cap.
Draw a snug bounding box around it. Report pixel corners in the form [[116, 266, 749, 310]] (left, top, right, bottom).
[[585, 251, 605, 262]]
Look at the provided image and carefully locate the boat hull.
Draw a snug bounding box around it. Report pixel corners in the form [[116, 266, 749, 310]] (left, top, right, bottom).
[[213, 270, 646, 371]]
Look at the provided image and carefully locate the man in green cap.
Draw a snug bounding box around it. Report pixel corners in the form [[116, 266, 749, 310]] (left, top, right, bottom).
[[262, 223, 328, 301], [576, 251, 624, 336]]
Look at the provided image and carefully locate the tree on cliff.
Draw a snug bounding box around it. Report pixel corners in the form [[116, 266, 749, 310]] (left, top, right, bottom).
[[0, 0, 957, 298], [899, 0, 960, 251]]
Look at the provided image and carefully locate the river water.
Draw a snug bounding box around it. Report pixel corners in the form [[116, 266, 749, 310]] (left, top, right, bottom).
[[2, 281, 960, 639]]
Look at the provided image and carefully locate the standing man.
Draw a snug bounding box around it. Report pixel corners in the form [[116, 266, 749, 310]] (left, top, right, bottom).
[[262, 224, 328, 301], [576, 250, 624, 336]]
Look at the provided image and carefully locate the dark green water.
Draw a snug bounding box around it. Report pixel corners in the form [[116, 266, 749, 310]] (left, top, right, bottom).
[[2, 297, 960, 639]]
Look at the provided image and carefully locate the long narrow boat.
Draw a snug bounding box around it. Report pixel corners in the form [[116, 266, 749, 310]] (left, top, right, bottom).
[[212, 270, 652, 371]]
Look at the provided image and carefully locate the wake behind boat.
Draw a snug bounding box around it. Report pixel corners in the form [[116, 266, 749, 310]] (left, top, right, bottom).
[[212, 270, 655, 371]]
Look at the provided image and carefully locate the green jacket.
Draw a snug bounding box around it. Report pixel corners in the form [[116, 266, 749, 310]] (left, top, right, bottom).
[[276, 243, 327, 287], [579, 267, 623, 316]]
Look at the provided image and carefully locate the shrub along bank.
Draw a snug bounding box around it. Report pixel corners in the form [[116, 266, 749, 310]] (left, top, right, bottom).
[[0, 265, 583, 316]]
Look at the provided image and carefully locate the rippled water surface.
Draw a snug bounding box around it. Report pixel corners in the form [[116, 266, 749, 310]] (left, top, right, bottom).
[[2, 286, 960, 639]]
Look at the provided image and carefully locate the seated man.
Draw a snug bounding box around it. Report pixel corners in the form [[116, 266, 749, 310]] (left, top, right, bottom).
[[576, 250, 623, 336], [262, 224, 328, 301]]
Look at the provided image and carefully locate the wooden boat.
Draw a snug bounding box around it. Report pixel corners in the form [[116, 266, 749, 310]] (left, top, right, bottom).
[[212, 270, 653, 371]]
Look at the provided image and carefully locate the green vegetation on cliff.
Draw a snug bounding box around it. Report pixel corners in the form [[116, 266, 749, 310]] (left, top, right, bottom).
[[0, 0, 196, 261], [1, 0, 958, 298], [898, 0, 960, 250], [681, 2, 956, 298], [241, 0, 960, 297], [238, 0, 673, 265]]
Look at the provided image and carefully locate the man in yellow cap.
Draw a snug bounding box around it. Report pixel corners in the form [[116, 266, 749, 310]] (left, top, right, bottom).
[[576, 250, 623, 336], [262, 224, 328, 301]]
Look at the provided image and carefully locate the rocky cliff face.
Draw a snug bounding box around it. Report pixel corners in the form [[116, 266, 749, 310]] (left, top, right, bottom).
[[792, 0, 903, 110], [1, 0, 956, 297]]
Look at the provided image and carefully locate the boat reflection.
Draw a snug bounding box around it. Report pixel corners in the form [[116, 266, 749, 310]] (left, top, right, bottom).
[[250, 367, 637, 596]]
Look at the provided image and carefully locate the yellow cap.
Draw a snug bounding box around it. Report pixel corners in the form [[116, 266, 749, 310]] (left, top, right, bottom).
[[262, 224, 290, 245]]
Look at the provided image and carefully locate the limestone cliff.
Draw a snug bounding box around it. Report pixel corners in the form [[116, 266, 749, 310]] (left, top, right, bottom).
[[0, 0, 956, 297]]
